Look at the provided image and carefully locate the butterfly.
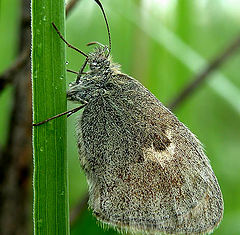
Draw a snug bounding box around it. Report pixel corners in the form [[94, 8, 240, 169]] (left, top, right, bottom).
[[35, 0, 223, 234]]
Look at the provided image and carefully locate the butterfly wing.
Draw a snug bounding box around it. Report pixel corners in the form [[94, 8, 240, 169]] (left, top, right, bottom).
[[76, 73, 223, 234]]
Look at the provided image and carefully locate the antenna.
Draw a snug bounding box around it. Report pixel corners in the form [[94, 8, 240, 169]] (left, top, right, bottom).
[[94, 0, 112, 56], [52, 23, 88, 57]]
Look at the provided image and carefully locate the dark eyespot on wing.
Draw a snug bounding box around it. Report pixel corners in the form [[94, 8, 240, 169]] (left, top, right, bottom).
[[151, 132, 171, 151]]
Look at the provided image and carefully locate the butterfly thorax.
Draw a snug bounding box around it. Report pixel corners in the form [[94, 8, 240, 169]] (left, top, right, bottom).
[[67, 46, 120, 103]]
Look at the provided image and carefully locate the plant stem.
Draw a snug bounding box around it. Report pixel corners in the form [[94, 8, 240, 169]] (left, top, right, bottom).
[[31, 0, 70, 234]]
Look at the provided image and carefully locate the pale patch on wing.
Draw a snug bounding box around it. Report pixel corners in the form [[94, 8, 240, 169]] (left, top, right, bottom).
[[165, 128, 173, 140], [143, 128, 176, 167], [143, 142, 176, 168]]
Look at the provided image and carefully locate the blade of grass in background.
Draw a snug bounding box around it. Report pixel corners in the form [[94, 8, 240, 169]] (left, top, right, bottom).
[[127, 1, 240, 114], [0, 0, 20, 147], [32, 0, 70, 234]]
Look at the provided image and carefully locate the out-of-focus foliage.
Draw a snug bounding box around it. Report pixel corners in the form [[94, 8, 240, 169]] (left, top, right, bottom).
[[0, 0, 20, 147], [66, 0, 240, 234]]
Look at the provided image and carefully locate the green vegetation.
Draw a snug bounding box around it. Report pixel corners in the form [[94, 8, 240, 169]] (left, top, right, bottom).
[[0, 0, 20, 147], [1, 0, 240, 234], [32, 0, 69, 234]]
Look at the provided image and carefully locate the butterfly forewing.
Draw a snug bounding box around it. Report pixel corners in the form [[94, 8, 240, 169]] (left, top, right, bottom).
[[72, 70, 223, 234]]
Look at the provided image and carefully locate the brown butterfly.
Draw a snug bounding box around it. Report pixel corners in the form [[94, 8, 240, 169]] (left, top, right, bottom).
[[34, 0, 223, 234]]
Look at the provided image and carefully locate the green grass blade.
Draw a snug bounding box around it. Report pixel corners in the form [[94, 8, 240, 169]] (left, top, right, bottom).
[[31, 0, 70, 234]]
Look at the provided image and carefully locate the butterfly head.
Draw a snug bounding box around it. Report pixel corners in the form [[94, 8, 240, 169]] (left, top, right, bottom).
[[87, 44, 111, 71]]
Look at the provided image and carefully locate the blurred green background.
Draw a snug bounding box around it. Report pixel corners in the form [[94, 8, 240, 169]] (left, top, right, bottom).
[[1, 0, 240, 234]]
